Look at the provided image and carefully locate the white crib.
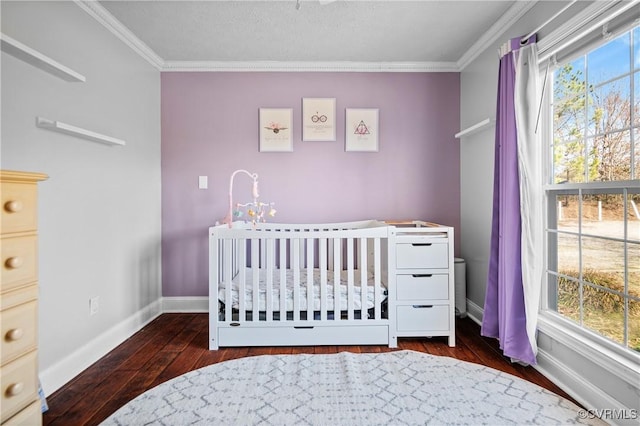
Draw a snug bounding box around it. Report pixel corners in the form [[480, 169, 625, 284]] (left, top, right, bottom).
[[209, 220, 398, 349]]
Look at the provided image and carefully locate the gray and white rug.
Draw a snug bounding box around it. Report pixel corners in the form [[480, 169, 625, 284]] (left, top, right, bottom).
[[102, 350, 604, 425]]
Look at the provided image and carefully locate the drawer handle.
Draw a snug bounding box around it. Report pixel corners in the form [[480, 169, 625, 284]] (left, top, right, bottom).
[[5, 382, 24, 397], [5, 328, 24, 341], [412, 305, 434, 309], [412, 274, 433, 278], [5, 256, 23, 269], [4, 200, 23, 213], [294, 326, 314, 329], [411, 243, 432, 247]]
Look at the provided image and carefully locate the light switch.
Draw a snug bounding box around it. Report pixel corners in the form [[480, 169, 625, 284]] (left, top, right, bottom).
[[198, 176, 208, 189]]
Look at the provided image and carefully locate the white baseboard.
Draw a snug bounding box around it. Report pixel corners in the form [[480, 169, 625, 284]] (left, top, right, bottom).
[[465, 298, 483, 325], [161, 296, 208, 312], [39, 300, 162, 396]]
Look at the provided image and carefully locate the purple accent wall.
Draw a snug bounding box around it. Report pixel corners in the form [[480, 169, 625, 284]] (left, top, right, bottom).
[[161, 72, 460, 297]]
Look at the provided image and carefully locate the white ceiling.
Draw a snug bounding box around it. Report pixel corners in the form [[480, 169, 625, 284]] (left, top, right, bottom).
[[92, 0, 535, 71]]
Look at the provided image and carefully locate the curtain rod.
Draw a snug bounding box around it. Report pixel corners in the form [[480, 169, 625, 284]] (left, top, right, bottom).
[[521, 0, 578, 44]]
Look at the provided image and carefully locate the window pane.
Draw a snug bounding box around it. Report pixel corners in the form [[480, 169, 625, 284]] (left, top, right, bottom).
[[582, 284, 625, 346], [554, 140, 585, 183], [556, 274, 581, 322], [581, 193, 625, 239], [635, 27, 640, 71], [588, 32, 630, 85], [588, 131, 631, 181], [628, 194, 640, 243], [558, 194, 580, 223], [588, 77, 630, 136], [557, 233, 580, 277], [630, 241, 640, 352], [554, 58, 585, 100], [554, 94, 586, 141], [582, 237, 625, 293], [635, 72, 640, 127], [635, 128, 640, 180]]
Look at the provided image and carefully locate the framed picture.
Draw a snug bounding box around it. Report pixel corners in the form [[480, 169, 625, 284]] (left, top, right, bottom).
[[259, 108, 293, 152], [345, 108, 379, 152], [302, 98, 336, 141]]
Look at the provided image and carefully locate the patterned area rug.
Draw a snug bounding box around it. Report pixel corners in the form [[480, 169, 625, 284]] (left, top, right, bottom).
[[102, 350, 604, 425]]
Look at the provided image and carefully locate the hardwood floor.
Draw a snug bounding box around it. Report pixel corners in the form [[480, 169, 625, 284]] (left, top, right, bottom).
[[43, 313, 578, 425]]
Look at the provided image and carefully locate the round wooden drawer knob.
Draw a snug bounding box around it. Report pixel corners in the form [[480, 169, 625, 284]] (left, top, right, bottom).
[[5, 382, 24, 397], [4, 200, 23, 213], [5, 256, 23, 269], [6, 328, 24, 341]]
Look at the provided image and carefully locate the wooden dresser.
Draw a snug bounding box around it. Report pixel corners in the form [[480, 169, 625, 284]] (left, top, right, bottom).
[[1, 170, 47, 425]]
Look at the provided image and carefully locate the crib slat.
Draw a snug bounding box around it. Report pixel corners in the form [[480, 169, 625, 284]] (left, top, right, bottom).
[[251, 238, 259, 321], [224, 238, 233, 322], [319, 238, 327, 321], [360, 237, 368, 321], [266, 238, 274, 322], [238, 238, 247, 321], [374, 237, 381, 320], [306, 238, 314, 321], [333, 238, 341, 321], [347, 237, 354, 320], [292, 238, 300, 321], [279, 238, 287, 321]]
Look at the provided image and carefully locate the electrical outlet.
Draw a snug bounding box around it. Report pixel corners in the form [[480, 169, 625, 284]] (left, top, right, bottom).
[[90, 296, 99, 316]]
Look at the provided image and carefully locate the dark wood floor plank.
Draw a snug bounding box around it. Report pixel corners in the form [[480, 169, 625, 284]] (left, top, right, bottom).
[[43, 313, 580, 426]]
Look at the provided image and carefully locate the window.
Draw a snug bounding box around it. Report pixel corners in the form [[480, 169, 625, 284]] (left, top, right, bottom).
[[546, 25, 640, 354]]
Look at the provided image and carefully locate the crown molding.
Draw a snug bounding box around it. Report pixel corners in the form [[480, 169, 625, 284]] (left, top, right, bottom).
[[74, 0, 164, 70], [456, 0, 538, 71], [162, 60, 459, 73], [75, 0, 537, 73]]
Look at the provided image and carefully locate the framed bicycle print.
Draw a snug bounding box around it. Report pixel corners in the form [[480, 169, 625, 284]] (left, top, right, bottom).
[[345, 108, 379, 152], [259, 108, 293, 152], [302, 98, 336, 142]]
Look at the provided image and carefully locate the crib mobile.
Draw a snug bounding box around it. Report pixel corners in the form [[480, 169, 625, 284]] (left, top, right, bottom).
[[224, 169, 276, 227]]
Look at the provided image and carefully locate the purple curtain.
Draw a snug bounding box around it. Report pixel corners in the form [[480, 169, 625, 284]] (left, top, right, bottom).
[[481, 36, 536, 366]]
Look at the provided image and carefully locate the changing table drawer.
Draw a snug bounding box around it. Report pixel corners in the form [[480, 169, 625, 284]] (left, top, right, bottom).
[[396, 242, 448, 269], [396, 305, 449, 332], [396, 274, 449, 301]]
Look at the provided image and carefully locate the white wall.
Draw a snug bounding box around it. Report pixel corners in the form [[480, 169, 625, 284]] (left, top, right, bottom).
[[460, 2, 639, 423], [1, 1, 161, 394]]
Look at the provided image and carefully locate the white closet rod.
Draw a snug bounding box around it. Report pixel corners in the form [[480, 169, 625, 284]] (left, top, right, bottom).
[[521, 0, 578, 43]]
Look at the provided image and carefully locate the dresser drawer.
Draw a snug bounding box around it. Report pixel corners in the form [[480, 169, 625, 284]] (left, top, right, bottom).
[[396, 274, 449, 300], [1, 236, 37, 292], [0, 350, 38, 424], [3, 400, 42, 426], [396, 305, 449, 331], [1, 300, 37, 365], [1, 182, 38, 235], [396, 242, 448, 269]]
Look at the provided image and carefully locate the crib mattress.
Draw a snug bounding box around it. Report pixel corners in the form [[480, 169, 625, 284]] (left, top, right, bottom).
[[218, 268, 387, 311]]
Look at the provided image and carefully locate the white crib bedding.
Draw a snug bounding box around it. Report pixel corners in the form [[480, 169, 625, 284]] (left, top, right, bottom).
[[218, 268, 387, 312]]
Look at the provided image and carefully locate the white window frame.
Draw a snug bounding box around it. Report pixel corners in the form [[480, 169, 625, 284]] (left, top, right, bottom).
[[539, 13, 640, 380]]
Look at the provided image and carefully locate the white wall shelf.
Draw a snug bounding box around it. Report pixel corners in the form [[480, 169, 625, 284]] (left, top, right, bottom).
[[36, 117, 126, 146], [1, 33, 86, 82], [455, 118, 494, 139]]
